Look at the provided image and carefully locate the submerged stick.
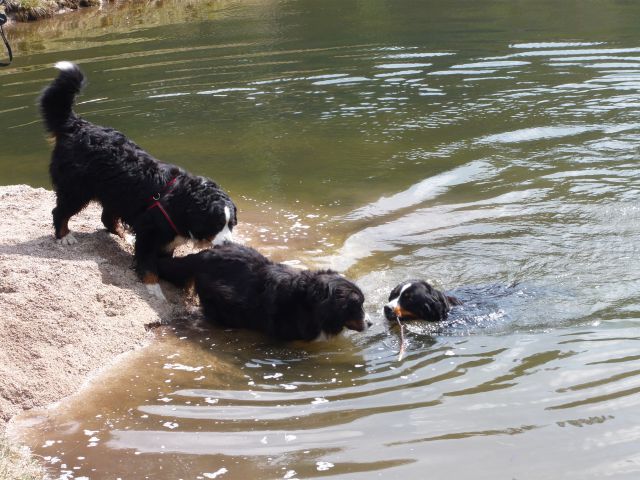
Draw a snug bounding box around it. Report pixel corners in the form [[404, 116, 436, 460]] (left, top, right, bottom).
[[396, 317, 406, 361]]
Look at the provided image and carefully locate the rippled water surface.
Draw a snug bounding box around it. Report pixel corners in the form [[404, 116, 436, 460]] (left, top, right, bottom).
[[3, 0, 640, 478]]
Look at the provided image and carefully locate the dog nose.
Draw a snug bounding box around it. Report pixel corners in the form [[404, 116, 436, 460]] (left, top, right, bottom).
[[383, 305, 394, 319]]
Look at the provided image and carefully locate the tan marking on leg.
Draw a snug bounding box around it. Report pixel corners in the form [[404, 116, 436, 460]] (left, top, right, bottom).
[[57, 219, 70, 239], [143, 273, 159, 284]]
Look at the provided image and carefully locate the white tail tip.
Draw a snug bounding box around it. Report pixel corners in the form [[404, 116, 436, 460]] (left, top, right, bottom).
[[54, 61, 76, 72]]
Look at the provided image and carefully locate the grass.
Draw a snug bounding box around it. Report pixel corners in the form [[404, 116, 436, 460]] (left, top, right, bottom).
[[0, 432, 46, 480]]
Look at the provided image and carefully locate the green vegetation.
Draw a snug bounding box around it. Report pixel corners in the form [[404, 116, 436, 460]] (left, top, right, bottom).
[[0, 433, 45, 480]]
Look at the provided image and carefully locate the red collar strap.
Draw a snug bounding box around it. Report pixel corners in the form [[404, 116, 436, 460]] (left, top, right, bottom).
[[147, 176, 181, 235], [147, 176, 179, 202]]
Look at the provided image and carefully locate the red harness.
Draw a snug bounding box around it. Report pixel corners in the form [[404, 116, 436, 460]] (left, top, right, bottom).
[[147, 176, 181, 235]]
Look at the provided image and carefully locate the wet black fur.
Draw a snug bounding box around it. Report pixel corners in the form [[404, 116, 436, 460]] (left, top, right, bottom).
[[157, 242, 369, 341], [40, 63, 237, 279], [384, 280, 461, 322]]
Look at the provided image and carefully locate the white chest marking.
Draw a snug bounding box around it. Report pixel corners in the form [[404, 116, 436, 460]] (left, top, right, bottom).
[[212, 206, 234, 245]]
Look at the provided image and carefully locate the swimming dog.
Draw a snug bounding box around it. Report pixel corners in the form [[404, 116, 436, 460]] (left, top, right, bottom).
[[384, 280, 461, 322]]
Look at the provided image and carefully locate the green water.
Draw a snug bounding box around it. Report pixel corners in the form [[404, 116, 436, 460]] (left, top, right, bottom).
[[4, 0, 640, 478]]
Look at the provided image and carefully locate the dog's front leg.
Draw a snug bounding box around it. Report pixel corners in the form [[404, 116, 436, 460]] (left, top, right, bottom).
[[134, 235, 167, 301]]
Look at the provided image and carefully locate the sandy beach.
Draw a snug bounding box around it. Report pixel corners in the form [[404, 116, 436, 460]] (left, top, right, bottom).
[[0, 185, 187, 430]]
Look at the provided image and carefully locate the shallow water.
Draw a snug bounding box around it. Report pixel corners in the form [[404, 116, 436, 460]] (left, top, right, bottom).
[[3, 0, 640, 478]]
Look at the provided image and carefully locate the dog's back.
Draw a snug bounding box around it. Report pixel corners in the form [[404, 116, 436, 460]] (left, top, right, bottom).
[[158, 243, 286, 329], [157, 243, 269, 288]]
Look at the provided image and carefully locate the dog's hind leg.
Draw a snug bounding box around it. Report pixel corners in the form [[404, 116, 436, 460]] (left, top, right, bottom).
[[52, 193, 90, 245]]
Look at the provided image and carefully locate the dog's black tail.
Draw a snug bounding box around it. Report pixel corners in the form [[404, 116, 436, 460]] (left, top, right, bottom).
[[39, 61, 85, 134]]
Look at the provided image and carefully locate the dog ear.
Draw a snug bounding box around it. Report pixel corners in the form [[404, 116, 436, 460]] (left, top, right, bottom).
[[422, 299, 435, 316], [291, 273, 320, 305], [346, 291, 361, 306], [306, 275, 330, 303], [446, 294, 462, 306]]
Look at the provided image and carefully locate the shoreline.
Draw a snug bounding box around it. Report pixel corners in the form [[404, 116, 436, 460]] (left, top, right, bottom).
[[3, 0, 100, 23], [0, 184, 290, 435], [0, 184, 202, 477], [0, 184, 261, 478], [0, 185, 256, 434], [0, 185, 183, 431], [0, 182, 257, 419], [0, 184, 182, 477]]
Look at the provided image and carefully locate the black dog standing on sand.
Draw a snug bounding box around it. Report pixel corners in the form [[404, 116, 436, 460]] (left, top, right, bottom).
[[384, 280, 461, 322], [157, 242, 372, 341], [40, 62, 237, 299]]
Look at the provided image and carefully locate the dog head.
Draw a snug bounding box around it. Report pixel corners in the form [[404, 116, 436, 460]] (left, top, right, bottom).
[[383, 280, 459, 322], [304, 271, 371, 340], [182, 177, 237, 246]]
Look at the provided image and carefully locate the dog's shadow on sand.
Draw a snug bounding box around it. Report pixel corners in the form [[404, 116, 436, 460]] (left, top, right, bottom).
[[0, 229, 184, 326]]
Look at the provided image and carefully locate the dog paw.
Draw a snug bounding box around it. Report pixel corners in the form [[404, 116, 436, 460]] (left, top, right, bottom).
[[123, 233, 136, 246], [57, 233, 78, 246], [146, 283, 167, 301]]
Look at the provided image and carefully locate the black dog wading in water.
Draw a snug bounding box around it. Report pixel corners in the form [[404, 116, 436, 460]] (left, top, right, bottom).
[[157, 242, 372, 341]]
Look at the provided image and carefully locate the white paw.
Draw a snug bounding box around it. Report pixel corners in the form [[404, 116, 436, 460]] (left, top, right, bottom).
[[124, 233, 136, 246], [146, 283, 167, 301], [57, 233, 78, 246]]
